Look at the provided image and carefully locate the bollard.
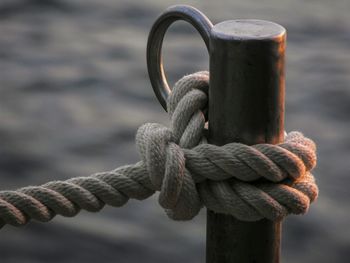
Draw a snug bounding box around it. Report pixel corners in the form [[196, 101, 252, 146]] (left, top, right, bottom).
[[207, 20, 285, 263], [147, 5, 286, 263]]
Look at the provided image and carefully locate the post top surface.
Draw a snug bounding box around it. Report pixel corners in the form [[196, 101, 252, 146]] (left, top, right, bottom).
[[211, 19, 286, 40]]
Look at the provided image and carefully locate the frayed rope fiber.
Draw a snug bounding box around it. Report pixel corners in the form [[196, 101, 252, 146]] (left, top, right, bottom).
[[0, 71, 318, 227]]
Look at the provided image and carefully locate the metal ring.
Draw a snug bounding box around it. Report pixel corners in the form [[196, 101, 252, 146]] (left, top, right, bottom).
[[147, 5, 213, 111]]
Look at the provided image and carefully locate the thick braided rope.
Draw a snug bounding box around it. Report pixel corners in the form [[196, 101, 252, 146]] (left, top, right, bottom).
[[0, 71, 318, 227]]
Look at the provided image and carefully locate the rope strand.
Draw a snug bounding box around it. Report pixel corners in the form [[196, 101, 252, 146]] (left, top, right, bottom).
[[0, 71, 318, 227]]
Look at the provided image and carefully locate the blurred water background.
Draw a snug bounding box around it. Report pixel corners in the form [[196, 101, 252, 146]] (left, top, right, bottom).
[[0, 0, 349, 262]]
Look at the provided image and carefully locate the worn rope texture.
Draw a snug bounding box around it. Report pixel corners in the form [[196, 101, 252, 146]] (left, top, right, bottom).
[[0, 71, 318, 228]]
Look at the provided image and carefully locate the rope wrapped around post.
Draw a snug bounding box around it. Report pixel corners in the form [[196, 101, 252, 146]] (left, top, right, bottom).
[[0, 71, 318, 228]]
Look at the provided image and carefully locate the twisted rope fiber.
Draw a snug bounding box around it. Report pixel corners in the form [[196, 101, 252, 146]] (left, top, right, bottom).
[[0, 71, 318, 227]]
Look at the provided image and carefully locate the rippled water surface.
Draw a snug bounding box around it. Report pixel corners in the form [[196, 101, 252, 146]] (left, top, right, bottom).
[[0, 0, 349, 262]]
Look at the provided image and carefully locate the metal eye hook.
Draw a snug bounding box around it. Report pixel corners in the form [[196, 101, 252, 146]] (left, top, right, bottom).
[[146, 5, 213, 111]]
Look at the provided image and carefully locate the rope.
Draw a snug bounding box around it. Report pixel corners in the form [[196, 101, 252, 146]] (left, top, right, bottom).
[[0, 71, 318, 227]]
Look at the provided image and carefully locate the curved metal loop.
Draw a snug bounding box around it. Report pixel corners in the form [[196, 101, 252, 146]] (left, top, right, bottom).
[[147, 5, 213, 111]]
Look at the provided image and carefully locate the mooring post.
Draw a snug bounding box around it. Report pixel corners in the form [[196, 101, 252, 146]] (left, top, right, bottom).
[[146, 5, 286, 263], [207, 20, 286, 262]]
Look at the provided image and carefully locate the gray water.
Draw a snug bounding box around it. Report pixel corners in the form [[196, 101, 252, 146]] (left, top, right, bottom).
[[0, 0, 349, 262]]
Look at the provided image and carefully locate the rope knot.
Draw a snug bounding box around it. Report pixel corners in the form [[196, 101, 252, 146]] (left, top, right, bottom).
[[136, 71, 318, 221], [136, 71, 210, 219], [0, 71, 319, 228]]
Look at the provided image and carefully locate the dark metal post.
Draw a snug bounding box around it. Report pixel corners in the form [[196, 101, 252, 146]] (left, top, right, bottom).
[[207, 20, 286, 263], [146, 6, 286, 262]]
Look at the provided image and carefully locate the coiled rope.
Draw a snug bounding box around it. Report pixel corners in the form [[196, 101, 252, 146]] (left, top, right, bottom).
[[0, 71, 318, 227]]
